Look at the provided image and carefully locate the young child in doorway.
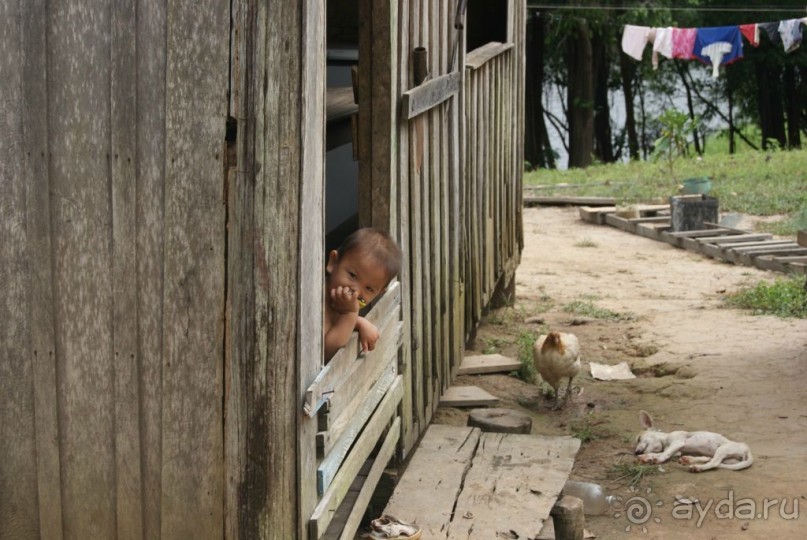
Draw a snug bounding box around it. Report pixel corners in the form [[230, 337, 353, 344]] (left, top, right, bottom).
[[324, 228, 402, 362]]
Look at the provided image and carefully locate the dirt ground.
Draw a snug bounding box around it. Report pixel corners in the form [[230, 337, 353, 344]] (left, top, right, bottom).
[[433, 206, 807, 539]]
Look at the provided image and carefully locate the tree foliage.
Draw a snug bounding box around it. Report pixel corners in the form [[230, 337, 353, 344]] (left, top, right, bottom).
[[526, 0, 807, 168]]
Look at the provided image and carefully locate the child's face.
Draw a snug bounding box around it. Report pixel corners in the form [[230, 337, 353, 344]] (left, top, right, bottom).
[[326, 249, 388, 308]]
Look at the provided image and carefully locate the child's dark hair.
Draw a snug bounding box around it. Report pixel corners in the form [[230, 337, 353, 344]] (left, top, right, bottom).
[[338, 228, 402, 282]]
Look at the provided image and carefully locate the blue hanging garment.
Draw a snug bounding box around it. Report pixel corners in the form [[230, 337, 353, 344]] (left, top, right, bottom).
[[693, 26, 743, 78]]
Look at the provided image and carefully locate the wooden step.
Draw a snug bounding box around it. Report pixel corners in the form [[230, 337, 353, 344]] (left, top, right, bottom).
[[440, 385, 499, 407], [383, 425, 580, 539], [458, 354, 521, 375]]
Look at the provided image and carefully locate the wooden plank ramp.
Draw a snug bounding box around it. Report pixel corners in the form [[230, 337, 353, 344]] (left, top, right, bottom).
[[383, 425, 580, 539], [580, 207, 807, 275]]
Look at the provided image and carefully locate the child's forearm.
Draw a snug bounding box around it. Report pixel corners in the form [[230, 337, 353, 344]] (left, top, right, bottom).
[[324, 311, 359, 360]]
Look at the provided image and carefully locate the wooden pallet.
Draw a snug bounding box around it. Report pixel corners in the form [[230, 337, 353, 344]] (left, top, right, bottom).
[[578, 206, 807, 275]]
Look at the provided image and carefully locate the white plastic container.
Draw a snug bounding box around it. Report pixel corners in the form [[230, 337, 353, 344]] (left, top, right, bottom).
[[562, 480, 620, 515]]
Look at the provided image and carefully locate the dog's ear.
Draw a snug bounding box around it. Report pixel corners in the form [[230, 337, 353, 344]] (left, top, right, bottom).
[[639, 410, 654, 430]]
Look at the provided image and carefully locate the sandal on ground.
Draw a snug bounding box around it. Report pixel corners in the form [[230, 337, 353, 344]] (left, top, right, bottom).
[[365, 515, 422, 539]]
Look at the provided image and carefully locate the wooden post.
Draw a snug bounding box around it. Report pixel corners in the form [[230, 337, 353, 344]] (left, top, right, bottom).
[[550, 495, 585, 540]]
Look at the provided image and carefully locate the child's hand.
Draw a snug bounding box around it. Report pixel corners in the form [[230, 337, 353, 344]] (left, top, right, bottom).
[[356, 317, 380, 353], [329, 286, 360, 314]]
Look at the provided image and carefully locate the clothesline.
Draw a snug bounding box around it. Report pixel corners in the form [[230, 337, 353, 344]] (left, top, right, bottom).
[[528, 4, 807, 14], [622, 19, 807, 78]]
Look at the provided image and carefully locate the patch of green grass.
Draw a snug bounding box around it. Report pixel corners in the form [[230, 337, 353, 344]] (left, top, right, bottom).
[[562, 300, 635, 321], [755, 207, 807, 236], [574, 238, 598, 248], [609, 460, 661, 486], [570, 416, 598, 444], [524, 148, 807, 232], [723, 276, 807, 318], [512, 330, 538, 383], [482, 337, 508, 355]]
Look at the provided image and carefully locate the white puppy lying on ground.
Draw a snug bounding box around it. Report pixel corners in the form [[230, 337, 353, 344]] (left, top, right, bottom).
[[634, 410, 753, 473]]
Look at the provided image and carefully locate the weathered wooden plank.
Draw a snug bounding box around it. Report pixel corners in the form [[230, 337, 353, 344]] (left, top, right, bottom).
[[695, 233, 773, 245], [775, 256, 807, 263], [310, 379, 404, 537], [798, 230, 807, 248], [317, 373, 404, 495], [15, 1, 65, 536], [408, 0, 426, 445], [636, 223, 669, 241], [384, 425, 482, 536], [49, 2, 116, 535], [299, 0, 327, 537], [337, 417, 400, 540], [728, 242, 800, 254], [738, 246, 807, 265], [440, 86, 452, 396], [396, 0, 415, 458], [402, 71, 461, 119], [357, 0, 373, 227], [370, 0, 397, 232], [135, 0, 168, 536], [458, 354, 521, 375], [304, 282, 401, 416], [665, 228, 741, 238], [753, 256, 789, 273], [1, 4, 40, 535], [605, 213, 635, 233], [466, 41, 514, 70], [440, 385, 500, 407], [704, 240, 792, 261], [161, 0, 228, 536], [317, 352, 397, 457], [111, 0, 144, 536], [449, 433, 580, 539], [316, 319, 401, 456], [525, 195, 617, 207]]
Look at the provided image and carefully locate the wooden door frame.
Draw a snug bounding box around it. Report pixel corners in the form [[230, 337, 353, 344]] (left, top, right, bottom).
[[357, 0, 398, 235]]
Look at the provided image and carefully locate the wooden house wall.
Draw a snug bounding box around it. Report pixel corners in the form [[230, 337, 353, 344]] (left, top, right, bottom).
[[0, 0, 231, 537], [1, 0, 525, 537], [227, 0, 325, 537]]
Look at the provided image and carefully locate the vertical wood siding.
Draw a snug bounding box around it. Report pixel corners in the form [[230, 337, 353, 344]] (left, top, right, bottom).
[[399, 0, 524, 456], [0, 1, 229, 537]]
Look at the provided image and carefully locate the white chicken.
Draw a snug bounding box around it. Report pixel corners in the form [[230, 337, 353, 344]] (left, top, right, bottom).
[[533, 331, 581, 409]]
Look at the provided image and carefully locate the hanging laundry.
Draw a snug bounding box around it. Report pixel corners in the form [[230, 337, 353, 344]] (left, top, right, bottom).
[[778, 18, 806, 53], [694, 26, 743, 78], [758, 21, 782, 45], [622, 25, 654, 60], [740, 23, 760, 47], [652, 27, 674, 69], [672, 28, 697, 59]]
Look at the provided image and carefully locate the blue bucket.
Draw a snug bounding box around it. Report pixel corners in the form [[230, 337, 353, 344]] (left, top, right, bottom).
[[682, 177, 712, 195]]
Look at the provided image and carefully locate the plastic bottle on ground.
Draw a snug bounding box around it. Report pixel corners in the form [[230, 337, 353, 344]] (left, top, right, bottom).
[[561, 480, 620, 515]]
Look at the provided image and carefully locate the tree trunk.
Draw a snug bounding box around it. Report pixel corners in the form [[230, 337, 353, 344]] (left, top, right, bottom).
[[756, 61, 786, 149], [783, 63, 801, 149], [592, 28, 614, 163], [567, 18, 594, 168], [728, 84, 735, 154], [675, 62, 701, 154], [619, 49, 639, 160], [524, 11, 556, 169]]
